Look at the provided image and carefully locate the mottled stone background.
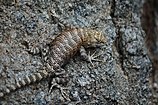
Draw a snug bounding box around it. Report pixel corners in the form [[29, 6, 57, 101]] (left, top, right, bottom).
[[0, 0, 155, 105]]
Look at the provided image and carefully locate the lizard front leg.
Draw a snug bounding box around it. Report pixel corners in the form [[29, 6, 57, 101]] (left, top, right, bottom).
[[80, 46, 104, 66]]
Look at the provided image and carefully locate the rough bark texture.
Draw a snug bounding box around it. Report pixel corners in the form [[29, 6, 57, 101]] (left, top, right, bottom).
[[0, 0, 155, 104]]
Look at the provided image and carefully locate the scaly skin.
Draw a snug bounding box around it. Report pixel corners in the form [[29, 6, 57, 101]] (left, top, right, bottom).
[[0, 28, 106, 98]]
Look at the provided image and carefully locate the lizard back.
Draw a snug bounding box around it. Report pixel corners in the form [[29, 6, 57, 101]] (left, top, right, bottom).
[[48, 28, 106, 67]]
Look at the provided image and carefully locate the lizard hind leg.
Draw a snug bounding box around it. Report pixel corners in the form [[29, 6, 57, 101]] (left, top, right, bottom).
[[21, 40, 41, 55], [49, 77, 70, 101], [48, 67, 70, 101]]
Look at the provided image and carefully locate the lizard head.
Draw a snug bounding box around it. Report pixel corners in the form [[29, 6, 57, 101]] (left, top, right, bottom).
[[83, 29, 107, 47]]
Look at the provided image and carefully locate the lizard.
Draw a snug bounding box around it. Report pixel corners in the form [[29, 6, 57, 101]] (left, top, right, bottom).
[[0, 28, 106, 100]]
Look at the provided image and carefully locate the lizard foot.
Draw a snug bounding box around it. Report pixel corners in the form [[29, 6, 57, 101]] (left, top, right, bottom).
[[87, 51, 104, 67], [49, 83, 70, 101], [49, 76, 70, 101], [80, 46, 104, 67]]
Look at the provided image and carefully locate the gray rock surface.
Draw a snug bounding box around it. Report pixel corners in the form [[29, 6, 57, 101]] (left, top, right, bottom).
[[0, 0, 154, 104]]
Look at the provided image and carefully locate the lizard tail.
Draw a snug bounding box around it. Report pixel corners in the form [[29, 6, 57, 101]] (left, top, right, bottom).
[[0, 70, 48, 98]]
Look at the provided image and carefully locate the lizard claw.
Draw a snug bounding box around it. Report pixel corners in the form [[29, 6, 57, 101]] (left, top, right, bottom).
[[49, 83, 70, 101], [49, 77, 70, 101], [87, 51, 103, 66], [58, 86, 70, 101]]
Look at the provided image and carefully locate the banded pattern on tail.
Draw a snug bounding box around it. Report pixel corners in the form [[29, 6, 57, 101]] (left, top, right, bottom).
[[0, 70, 48, 97]]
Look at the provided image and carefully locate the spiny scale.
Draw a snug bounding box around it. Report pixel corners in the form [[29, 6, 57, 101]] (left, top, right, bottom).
[[0, 28, 106, 98]]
